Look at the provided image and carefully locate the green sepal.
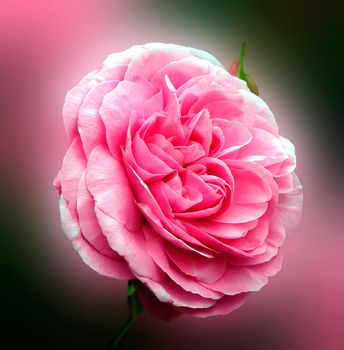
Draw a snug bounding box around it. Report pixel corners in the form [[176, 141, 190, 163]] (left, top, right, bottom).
[[237, 42, 259, 95]]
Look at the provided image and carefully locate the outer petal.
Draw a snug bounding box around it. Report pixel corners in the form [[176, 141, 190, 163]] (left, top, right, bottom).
[[59, 196, 134, 279], [125, 43, 192, 82], [78, 80, 118, 157], [178, 293, 248, 318], [63, 70, 97, 141], [235, 128, 287, 169], [239, 88, 278, 132], [86, 145, 141, 231], [99, 81, 155, 158], [76, 171, 119, 258], [186, 46, 224, 67], [134, 280, 181, 321], [164, 243, 227, 284], [141, 277, 217, 309], [95, 207, 162, 280], [58, 136, 86, 216], [102, 45, 142, 67], [143, 225, 223, 299], [278, 173, 303, 230], [201, 254, 283, 295], [150, 56, 213, 89]]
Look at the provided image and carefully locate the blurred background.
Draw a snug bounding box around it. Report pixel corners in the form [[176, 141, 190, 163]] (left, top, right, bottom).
[[1, 0, 343, 349]]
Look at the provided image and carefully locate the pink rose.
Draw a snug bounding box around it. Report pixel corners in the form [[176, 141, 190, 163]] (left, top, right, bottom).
[[55, 43, 302, 319]]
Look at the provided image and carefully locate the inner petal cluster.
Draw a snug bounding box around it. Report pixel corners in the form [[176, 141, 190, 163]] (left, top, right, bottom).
[[122, 83, 239, 227]]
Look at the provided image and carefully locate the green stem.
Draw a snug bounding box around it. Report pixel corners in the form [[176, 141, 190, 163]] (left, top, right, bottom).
[[108, 317, 133, 350], [238, 42, 246, 80], [107, 281, 144, 350]]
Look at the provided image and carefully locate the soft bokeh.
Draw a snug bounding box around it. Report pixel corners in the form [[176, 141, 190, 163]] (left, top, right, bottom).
[[1, 1, 343, 349]]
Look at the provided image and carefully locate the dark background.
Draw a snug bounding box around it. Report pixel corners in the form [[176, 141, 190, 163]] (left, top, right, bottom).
[[1, 1, 343, 349]]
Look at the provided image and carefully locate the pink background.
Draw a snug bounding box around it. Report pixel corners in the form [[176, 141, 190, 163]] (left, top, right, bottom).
[[1, 1, 343, 349]]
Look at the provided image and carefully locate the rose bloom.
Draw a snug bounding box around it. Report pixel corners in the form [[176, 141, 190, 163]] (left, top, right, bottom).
[[54, 43, 303, 319]]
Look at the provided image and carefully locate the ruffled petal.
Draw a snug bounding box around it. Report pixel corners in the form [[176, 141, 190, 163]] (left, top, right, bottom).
[[63, 70, 97, 141], [78, 80, 118, 157], [99, 80, 155, 158], [76, 171, 119, 258], [143, 225, 223, 299], [277, 173, 303, 230], [125, 43, 192, 82], [59, 136, 86, 216], [236, 128, 287, 169], [201, 254, 283, 295], [59, 196, 134, 279], [178, 293, 247, 318], [164, 243, 227, 284], [150, 56, 213, 89], [86, 145, 141, 231], [95, 207, 162, 281]]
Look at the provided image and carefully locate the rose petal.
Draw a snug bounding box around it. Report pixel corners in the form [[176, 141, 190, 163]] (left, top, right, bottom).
[[230, 244, 279, 266], [214, 120, 252, 157], [134, 281, 181, 321], [236, 128, 287, 169], [193, 219, 258, 239], [99, 80, 154, 158], [278, 173, 303, 230], [201, 254, 283, 295], [178, 293, 247, 318], [164, 243, 227, 284], [185, 109, 213, 155], [143, 225, 223, 299], [131, 133, 174, 179], [86, 145, 141, 231], [137, 202, 216, 258], [213, 202, 268, 224], [125, 43, 192, 82], [141, 277, 217, 309], [63, 70, 97, 141], [182, 221, 267, 258], [228, 217, 270, 250], [239, 88, 278, 131], [78, 80, 118, 157], [151, 56, 213, 89], [59, 136, 86, 216], [59, 196, 134, 279], [95, 207, 162, 281], [76, 171, 119, 258], [230, 161, 273, 204]]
